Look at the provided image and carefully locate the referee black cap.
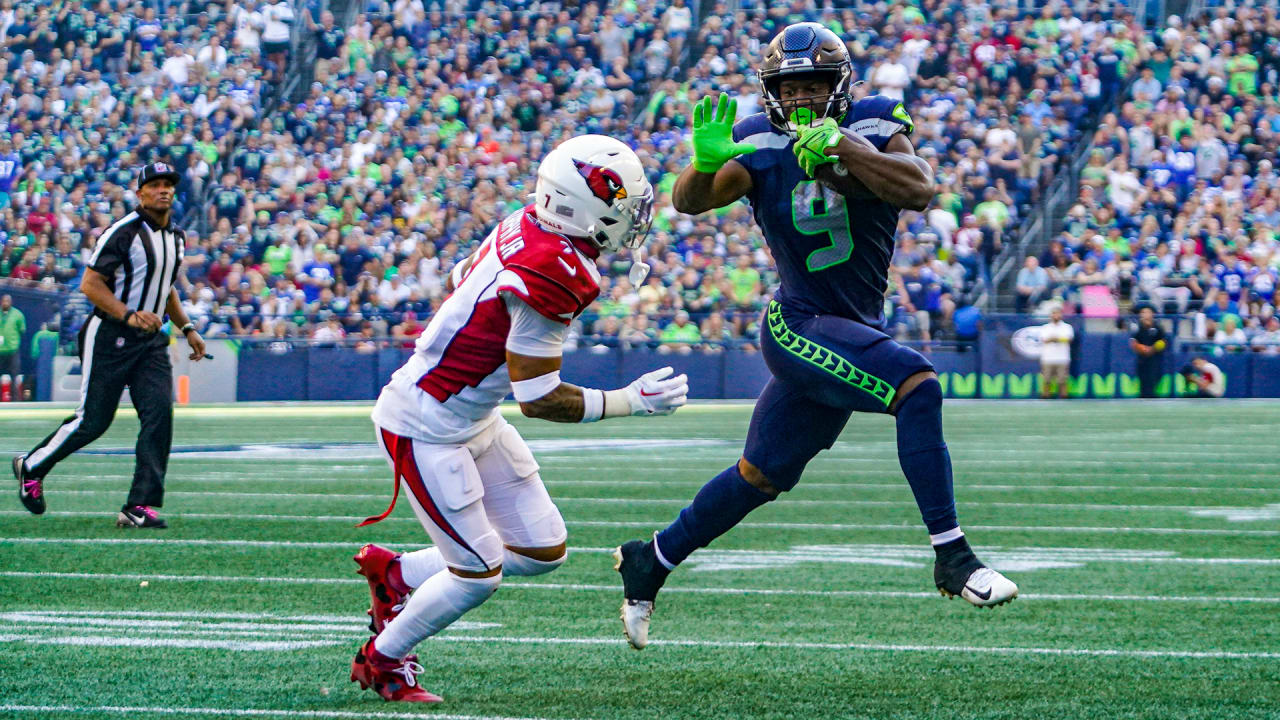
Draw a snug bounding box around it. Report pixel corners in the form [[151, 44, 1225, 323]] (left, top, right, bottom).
[[138, 162, 181, 188]]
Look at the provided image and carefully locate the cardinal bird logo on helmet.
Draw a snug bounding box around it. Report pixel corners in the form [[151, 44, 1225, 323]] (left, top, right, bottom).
[[573, 159, 628, 207]]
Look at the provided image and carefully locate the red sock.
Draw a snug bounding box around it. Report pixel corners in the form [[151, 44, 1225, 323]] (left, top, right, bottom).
[[386, 558, 411, 596], [367, 639, 400, 667]]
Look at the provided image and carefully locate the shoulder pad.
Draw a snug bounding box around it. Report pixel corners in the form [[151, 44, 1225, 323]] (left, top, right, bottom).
[[494, 209, 600, 324], [845, 95, 913, 151], [732, 113, 780, 144]]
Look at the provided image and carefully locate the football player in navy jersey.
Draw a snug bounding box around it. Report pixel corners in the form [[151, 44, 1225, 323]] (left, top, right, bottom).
[[613, 22, 1017, 649]]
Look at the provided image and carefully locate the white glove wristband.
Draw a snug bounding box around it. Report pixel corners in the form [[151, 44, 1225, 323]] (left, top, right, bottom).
[[602, 388, 635, 418]]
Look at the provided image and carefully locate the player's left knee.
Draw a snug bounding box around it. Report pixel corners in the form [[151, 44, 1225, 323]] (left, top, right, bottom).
[[890, 371, 940, 416], [505, 543, 567, 576]]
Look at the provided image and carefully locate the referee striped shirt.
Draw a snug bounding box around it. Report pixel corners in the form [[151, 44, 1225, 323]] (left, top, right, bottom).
[[87, 210, 185, 321]]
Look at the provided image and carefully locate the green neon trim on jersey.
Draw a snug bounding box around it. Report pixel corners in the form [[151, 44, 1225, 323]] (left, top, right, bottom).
[[892, 103, 914, 133], [766, 301, 895, 408]]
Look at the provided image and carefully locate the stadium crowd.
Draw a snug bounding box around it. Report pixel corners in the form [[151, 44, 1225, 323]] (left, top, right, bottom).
[[0, 0, 1214, 353], [1019, 4, 1280, 352]]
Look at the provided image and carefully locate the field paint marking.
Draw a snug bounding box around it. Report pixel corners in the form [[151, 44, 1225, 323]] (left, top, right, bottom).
[[569, 520, 1280, 537], [1189, 504, 1280, 522], [0, 570, 365, 585], [545, 480, 1280, 494], [434, 634, 1280, 660], [0, 704, 562, 720], [0, 534, 376, 549], [489, 582, 1280, 605], [7, 538, 1280, 567], [4, 571, 1280, 604], [5, 508, 1280, 536], [3, 632, 1275, 663], [0, 610, 499, 652], [64, 474, 1280, 494], [26, 489, 1274, 514], [679, 544, 1280, 572], [0, 634, 333, 651]]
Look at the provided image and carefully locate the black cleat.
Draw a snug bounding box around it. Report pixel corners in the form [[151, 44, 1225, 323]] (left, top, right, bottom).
[[14, 454, 45, 515], [117, 505, 168, 529], [613, 539, 671, 649], [934, 538, 1018, 608]]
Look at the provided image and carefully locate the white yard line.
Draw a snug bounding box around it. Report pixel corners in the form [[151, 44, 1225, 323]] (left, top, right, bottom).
[[2, 510, 1278, 535], [20, 489, 1272, 513], [567, 520, 1280, 536], [6, 537, 1280, 565], [0, 704, 563, 720], [0, 634, 335, 651], [433, 634, 1280, 660], [64, 475, 1280, 494], [3, 570, 1280, 603]]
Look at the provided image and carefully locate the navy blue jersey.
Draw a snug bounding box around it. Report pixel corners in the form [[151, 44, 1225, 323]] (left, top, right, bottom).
[[732, 95, 914, 328]]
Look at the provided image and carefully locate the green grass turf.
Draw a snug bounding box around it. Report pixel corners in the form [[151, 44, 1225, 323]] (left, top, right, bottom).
[[1, 401, 1278, 720]]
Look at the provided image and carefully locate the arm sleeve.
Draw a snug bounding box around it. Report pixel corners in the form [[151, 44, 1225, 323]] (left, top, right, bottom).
[[503, 292, 567, 358]]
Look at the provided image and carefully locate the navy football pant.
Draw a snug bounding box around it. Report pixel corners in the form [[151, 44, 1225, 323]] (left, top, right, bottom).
[[654, 301, 950, 566], [744, 301, 933, 491]]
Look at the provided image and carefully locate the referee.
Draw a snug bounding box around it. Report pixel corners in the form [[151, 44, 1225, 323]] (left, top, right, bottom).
[[12, 163, 206, 529]]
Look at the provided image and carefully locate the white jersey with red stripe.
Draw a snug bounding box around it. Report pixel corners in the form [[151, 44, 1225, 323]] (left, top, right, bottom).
[[372, 205, 602, 444]]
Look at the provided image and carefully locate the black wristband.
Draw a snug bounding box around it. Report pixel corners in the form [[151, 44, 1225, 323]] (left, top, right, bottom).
[[181, 323, 196, 335], [122, 309, 135, 325]]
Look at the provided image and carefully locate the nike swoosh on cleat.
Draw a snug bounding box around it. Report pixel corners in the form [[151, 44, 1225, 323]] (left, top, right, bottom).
[[965, 585, 992, 601]]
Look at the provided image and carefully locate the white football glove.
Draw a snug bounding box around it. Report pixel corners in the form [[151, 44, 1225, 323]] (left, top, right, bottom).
[[624, 366, 688, 416]]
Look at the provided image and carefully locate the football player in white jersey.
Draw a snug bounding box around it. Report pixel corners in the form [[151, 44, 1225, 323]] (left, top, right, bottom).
[[348, 135, 689, 703]]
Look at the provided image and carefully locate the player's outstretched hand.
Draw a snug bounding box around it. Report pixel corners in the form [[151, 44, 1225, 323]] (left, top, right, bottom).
[[625, 366, 689, 416], [794, 117, 843, 177], [690, 92, 756, 174]]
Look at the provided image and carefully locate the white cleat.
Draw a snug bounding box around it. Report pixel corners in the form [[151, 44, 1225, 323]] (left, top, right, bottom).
[[619, 598, 654, 650], [943, 567, 1018, 608]]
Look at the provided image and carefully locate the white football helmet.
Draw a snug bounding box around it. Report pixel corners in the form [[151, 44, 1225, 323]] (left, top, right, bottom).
[[534, 135, 654, 253]]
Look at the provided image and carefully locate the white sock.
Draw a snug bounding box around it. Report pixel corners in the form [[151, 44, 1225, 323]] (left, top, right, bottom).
[[398, 549, 446, 588], [929, 527, 965, 546], [397, 547, 564, 588], [373, 569, 500, 659]]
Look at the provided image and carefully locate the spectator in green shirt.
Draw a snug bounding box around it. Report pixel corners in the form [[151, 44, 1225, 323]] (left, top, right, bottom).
[[1227, 50, 1259, 98], [0, 295, 26, 381], [30, 322, 59, 360], [727, 255, 762, 310], [263, 237, 293, 277], [658, 310, 701, 354], [973, 187, 1010, 229]]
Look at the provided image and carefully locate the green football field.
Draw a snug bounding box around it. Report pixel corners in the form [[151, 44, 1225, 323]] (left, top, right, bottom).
[[1, 401, 1277, 720]]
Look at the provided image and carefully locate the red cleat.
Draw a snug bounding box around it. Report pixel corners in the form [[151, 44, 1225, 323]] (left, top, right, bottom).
[[350, 637, 442, 703], [354, 543, 407, 633]]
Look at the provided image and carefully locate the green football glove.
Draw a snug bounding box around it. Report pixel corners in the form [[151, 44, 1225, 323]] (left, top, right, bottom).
[[690, 92, 756, 174], [794, 116, 843, 177]]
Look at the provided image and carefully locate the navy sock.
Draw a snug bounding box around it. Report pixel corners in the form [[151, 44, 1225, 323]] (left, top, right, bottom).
[[894, 379, 960, 536], [654, 462, 773, 568]]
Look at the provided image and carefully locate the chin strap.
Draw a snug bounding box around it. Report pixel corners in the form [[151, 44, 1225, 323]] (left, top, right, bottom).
[[629, 244, 651, 285]]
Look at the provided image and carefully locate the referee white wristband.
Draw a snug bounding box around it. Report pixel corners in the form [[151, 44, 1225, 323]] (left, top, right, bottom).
[[511, 371, 561, 402]]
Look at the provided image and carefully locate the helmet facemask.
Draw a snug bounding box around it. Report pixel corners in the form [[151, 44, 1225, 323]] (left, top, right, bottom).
[[588, 186, 653, 252], [760, 68, 852, 138]]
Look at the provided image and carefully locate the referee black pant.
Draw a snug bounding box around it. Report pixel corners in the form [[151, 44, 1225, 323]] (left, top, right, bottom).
[[24, 315, 173, 508]]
